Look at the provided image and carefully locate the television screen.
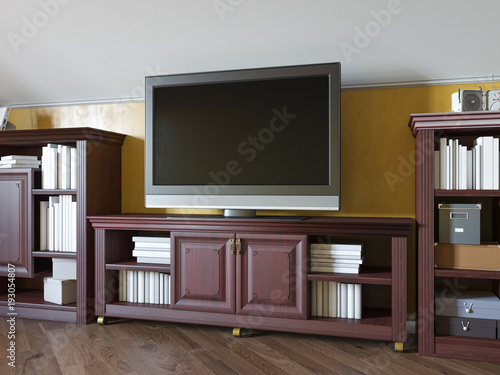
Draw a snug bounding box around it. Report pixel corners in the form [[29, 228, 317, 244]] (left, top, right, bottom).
[[145, 63, 340, 214]]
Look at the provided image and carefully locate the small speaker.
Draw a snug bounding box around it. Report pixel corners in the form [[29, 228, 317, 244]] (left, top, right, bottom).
[[451, 87, 484, 112]]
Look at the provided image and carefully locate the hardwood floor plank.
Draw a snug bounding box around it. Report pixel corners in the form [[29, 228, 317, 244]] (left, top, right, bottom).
[[254, 333, 363, 375]]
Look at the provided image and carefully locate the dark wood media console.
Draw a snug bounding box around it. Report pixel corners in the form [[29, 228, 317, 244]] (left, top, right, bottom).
[[89, 214, 413, 349]]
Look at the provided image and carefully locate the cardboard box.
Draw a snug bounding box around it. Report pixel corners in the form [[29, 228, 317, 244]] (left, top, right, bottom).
[[438, 203, 481, 245], [43, 277, 77, 305], [52, 258, 76, 280], [435, 242, 500, 271]]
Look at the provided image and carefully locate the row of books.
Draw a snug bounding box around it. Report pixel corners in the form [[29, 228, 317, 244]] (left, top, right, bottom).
[[40, 196, 77, 252], [310, 243, 363, 274], [436, 136, 499, 190], [42, 144, 77, 189], [132, 236, 170, 264], [311, 281, 362, 319], [0, 154, 41, 169], [118, 270, 171, 305]]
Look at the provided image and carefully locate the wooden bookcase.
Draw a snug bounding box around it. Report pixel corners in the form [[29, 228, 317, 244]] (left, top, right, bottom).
[[89, 214, 412, 349], [410, 112, 500, 363], [0, 128, 125, 324]]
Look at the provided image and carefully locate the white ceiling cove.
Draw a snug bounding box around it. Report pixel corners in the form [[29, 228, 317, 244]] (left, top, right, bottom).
[[2, 0, 500, 107]]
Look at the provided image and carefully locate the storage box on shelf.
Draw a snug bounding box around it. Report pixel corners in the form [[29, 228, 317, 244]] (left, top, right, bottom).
[[410, 111, 500, 363], [0, 128, 125, 323], [90, 214, 412, 350]]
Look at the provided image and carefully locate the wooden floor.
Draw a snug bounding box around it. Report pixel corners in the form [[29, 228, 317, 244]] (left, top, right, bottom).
[[2, 318, 500, 375]]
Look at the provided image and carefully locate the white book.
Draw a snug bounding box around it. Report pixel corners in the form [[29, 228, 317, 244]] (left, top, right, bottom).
[[165, 274, 170, 305], [310, 262, 359, 269], [149, 272, 155, 303], [311, 281, 317, 317], [459, 145, 467, 189], [475, 136, 494, 189], [0, 163, 41, 169], [440, 138, 448, 189], [310, 266, 359, 274], [322, 281, 329, 317], [71, 199, 77, 252], [133, 242, 170, 250], [132, 236, 170, 243], [340, 283, 348, 318], [154, 272, 160, 304], [42, 145, 55, 189], [144, 271, 150, 303], [448, 139, 455, 189], [435, 150, 440, 189], [61, 195, 67, 251], [127, 270, 133, 303], [467, 149, 473, 190], [347, 283, 355, 319], [354, 284, 362, 319], [311, 252, 363, 260], [132, 250, 171, 258], [137, 271, 145, 303], [40, 201, 49, 250], [60, 145, 71, 189], [50, 146, 58, 189], [336, 282, 341, 317], [453, 139, 459, 189], [474, 144, 482, 189], [159, 273, 164, 304], [316, 281, 323, 317], [57, 145, 63, 189], [328, 281, 337, 318], [53, 202, 60, 251], [494, 138, 499, 190], [136, 257, 170, 264], [1, 155, 38, 161], [310, 243, 363, 251], [310, 258, 363, 265], [132, 271, 138, 303], [70, 147, 77, 189], [47, 206, 54, 251], [0, 159, 40, 165]]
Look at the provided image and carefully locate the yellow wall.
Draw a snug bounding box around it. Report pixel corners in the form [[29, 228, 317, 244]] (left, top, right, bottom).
[[7, 83, 468, 313], [8, 82, 459, 217]]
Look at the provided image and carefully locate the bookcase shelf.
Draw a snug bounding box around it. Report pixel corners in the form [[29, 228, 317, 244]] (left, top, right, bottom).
[[410, 111, 500, 363], [307, 267, 392, 285], [90, 214, 412, 347], [0, 127, 125, 324]]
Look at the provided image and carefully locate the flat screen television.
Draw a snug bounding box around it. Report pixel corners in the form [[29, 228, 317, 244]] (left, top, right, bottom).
[[145, 62, 341, 217]]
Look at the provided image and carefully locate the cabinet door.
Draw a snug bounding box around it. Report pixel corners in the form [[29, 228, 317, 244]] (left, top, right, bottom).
[[236, 234, 307, 320], [171, 232, 235, 313], [0, 171, 32, 277]]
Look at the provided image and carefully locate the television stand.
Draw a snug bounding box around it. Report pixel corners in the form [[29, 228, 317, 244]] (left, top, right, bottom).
[[90, 214, 412, 351], [223, 209, 256, 217]]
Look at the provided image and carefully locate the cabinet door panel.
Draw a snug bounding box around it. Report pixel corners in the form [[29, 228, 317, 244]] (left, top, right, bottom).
[[171, 232, 235, 313], [0, 171, 32, 277], [236, 234, 307, 320]]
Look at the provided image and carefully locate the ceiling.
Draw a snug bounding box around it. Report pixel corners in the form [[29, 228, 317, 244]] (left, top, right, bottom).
[[2, 0, 500, 108]]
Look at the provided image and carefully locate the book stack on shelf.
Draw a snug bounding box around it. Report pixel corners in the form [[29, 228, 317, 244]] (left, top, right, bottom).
[[118, 270, 170, 305], [41, 144, 77, 189], [310, 243, 363, 274], [435, 136, 499, 190], [310, 281, 362, 319], [132, 236, 170, 264], [0, 155, 41, 169]]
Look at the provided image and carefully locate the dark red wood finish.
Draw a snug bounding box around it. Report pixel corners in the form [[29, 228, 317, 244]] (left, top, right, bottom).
[[0, 128, 125, 324], [90, 214, 412, 343], [236, 233, 308, 320], [410, 111, 500, 363], [171, 232, 235, 314], [0, 170, 33, 277]]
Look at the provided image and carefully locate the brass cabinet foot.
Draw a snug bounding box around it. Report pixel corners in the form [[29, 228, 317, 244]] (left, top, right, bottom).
[[232, 328, 242, 337], [97, 316, 108, 325], [395, 341, 404, 352]]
